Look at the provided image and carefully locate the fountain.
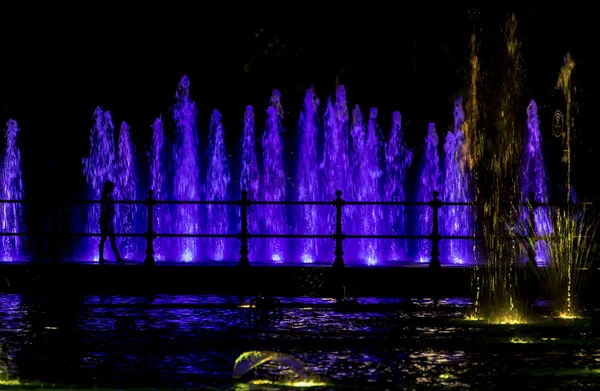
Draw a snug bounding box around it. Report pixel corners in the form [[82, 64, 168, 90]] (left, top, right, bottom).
[[320, 86, 350, 259], [472, 14, 526, 323], [149, 115, 169, 261], [519, 100, 552, 266], [359, 108, 384, 265], [38, 13, 588, 271], [240, 106, 260, 260], [0, 120, 24, 262], [261, 90, 286, 262], [415, 123, 441, 264], [115, 121, 138, 259], [349, 105, 366, 262], [82, 107, 116, 262], [384, 111, 412, 262], [172, 75, 201, 262], [205, 109, 230, 261], [296, 87, 320, 263], [442, 98, 473, 265]]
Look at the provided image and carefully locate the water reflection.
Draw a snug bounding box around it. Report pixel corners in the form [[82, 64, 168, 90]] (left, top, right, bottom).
[[0, 293, 599, 389]]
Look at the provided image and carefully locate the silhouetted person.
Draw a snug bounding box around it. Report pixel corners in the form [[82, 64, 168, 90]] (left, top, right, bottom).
[[99, 180, 125, 264]]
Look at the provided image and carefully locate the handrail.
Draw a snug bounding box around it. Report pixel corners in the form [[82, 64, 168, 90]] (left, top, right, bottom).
[[0, 190, 590, 268]]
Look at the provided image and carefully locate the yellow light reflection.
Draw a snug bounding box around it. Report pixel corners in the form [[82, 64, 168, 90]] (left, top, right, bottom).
[[510, 336, 533, 344], [0, 379, 20, 386], [246, 379, 327, 387], [558, 312, 581, 319]]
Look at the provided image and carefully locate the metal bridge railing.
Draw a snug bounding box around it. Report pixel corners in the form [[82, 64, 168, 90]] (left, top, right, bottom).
[[0, 190, 588, 268]]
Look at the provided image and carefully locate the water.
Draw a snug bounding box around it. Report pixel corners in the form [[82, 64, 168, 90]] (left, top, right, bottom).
[[0, 120, 24, 262], [82, 107, 116, 262], [556, 52, 575, 203], [520, 100, 552, 265], [384, 111, 412, 262], [296, 87, 320, 264], [1, 293, 599, 390], [0, 15, 579, 267], [359, 108, 384, 265], [320, 87, 350, 260], [115, 121, 138, 259], [261, 90, 286, 262], [415, 123, 441, 264], [149, 115, 169, 261], [442, 98, 473, 265], [473, 14, 526, 323], [205, 109, 230, 261], [172, 75, 201, 262], [240, 106, 260, 260], [348, 104, 366, 261]]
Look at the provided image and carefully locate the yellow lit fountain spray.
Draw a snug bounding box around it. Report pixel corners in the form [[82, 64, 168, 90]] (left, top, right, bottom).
[[553, 52, 579, 318], [556, 53, 575, 204], [463, 30, 483, 320], [467, 14, 527, 324], [521, 207, 599, 318]]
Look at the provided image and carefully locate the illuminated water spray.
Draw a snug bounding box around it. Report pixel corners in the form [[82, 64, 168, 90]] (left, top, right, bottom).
[[205, 109, 230, 261], [172, 75, 201, 262], [464, 33, 482, 174], [115, 121, 138, 259], [240, 106, 260, 260], [149, 116, 169, 261], [349, 105, 365, 260], [82, 107, 116, 261], [556, 52, 575, 203], [416, 123, 441, 264], [0, 120, 24, 262], [520, 100, 551, 265], [442, 98, 472, 264], [477, 14, 525, 323], [296, 87, 320, 263], [465, 31, 484, 318], [359, 108, 384, 265], [384, 111, 412, 261], [261, 90, 286, 262], [554, 52, 577, 316], [320, 86, 350, 258]]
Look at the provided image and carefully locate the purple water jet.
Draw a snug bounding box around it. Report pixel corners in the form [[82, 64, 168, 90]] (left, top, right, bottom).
[[149, 115, 169, 261], [172, 75, 201, 262], [320, 86, 350, 260], [261, 90, 286, 262], [384, 111, 413, 261], [0, 119, 24, 262], [359, 108, 384, 265], [296, 87, 320, 263], [205, 109, 230, 261], [520, 100, 551, 265], [416, 123, 441, 264], [442, 98, 473, 265], [240, 106, 260, 260], [115, 121, 138, 259], [348, 105, 365, 261], [82, 107, 116, 261]]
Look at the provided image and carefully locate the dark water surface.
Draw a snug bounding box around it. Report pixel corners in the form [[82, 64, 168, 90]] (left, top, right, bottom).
[[0, 294, 599, 390]]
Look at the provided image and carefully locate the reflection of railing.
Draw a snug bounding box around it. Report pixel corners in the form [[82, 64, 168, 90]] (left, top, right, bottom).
[[0, 191, 591, 267]]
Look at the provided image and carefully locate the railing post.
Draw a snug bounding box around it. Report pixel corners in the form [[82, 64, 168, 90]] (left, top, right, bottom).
[[429, 191, 441, 269], [526, 191, 538, 269], [238, 190, 250, 268], [144, 189, 156, 267], [333, 190, 345, 269]]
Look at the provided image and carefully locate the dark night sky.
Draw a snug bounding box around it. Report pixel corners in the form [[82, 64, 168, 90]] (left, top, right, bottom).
[[0, 3, 597, 200]]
